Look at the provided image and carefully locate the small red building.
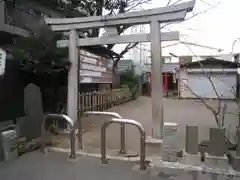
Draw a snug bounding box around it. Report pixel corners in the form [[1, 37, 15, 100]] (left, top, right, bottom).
[[145, 63, 179, 96]]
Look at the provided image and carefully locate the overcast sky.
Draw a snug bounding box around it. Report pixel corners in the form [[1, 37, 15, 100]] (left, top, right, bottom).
[[149, 0, 240, 53], [113, 0, 240, 58]]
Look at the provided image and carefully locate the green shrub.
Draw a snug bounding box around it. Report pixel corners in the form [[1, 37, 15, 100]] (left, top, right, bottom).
[[120, 70, 139, 99]]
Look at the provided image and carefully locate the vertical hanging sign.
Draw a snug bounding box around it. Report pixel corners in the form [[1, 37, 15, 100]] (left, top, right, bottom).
[[0, 48, 6, 76]]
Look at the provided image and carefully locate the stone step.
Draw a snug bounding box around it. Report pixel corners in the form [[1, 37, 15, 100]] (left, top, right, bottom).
[[145, 136, 163, 157], [204, 153, 229, 169], [180, 152, 202, 166]]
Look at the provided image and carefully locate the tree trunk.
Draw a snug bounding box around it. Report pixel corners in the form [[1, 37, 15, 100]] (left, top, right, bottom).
[[111, 69, 120, 89]]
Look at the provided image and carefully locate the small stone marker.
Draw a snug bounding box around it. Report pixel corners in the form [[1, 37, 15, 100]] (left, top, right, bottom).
[[208, 128, 225, 156], [162, 122, 178, 162], [181, 126, 201, 166], [24, 83, 43, 139], [185, 125, 198, 154]]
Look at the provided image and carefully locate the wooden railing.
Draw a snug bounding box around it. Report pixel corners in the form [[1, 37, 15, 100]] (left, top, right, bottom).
[[78, 88, 132, 114]]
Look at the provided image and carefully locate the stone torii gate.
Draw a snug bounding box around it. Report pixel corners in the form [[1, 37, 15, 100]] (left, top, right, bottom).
[[44, 1, 195, 141]]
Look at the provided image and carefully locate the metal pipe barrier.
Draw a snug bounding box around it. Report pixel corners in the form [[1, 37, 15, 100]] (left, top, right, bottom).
[[41, 114, 76, 159], [84, 111, 126, 154], [0, 124, 17, 132], [101, 118, 146, 170]]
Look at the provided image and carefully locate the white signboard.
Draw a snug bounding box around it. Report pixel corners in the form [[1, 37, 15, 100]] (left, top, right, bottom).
[[0, 48, 6, 76]]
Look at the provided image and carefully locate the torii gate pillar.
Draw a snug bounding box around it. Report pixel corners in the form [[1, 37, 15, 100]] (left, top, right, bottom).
[[68, 29, 78, 123], [150, 21, 163, 138]]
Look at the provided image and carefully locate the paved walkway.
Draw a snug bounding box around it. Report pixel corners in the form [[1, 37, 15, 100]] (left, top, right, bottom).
[[54, 96, 239, 156], [1, 151, 239, 180], [0, 151, 163, 180]]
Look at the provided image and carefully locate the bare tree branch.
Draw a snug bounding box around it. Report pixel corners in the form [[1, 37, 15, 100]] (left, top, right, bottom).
[[166, 0, 172, 6], [112, 42, 139, 72], [162, 25, 223, 115], [126, 0, 151, 11], [174, 33, 239, 146], [179, 39, 222, 116], [119, 43, 139, 57], [167, 0, 183, 6], [183, 81, 217, 113], [161, 1, 221, 29]]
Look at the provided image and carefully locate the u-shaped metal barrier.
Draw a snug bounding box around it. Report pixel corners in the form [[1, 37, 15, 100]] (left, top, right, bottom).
[[83, 111, 126, 154], [101, 118, 146, 170], [0, 124, 17, 132], [41, 114, 76, 159]]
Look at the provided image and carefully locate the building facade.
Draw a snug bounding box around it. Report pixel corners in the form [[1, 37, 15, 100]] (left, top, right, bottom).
[[178, 58, 240, 99]]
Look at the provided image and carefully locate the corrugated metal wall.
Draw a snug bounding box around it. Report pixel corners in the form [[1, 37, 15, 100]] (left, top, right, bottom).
[[180, 71, 237, 99]]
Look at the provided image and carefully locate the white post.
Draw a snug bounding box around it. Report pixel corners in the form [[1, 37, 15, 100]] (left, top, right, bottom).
[[150, 21, 163, 139], [67, 29, 78, 126]]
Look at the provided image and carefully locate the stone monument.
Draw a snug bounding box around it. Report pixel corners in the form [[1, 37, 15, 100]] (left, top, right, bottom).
[[24, 83, 43, 139]]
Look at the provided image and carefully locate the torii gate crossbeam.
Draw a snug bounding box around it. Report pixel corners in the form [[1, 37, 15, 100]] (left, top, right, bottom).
[[57, 32, 179, 47], [45, 1, 195, 146]]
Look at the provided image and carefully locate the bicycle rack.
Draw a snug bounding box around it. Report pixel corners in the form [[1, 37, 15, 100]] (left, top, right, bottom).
[[41, 114, 76, 159], [101, 118, 146, 170], [83, 111, 126, 154]]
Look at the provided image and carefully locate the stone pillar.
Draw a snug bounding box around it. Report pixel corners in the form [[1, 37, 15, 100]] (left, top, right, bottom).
[[205, 128, 228, 169], [208, 128, 226, 156], [162, 122, 178, 162], [185, 125, 199, 154], [181, 126, 202, 166], [150, 20, 163, 139], [67, 29, 78, 123]]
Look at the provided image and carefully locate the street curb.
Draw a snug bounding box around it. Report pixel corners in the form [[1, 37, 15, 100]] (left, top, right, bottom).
[[151, 160, 240, 177], [48, 147, 145, 163]]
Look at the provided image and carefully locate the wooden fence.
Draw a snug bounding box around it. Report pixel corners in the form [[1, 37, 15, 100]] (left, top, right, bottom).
[[78, 88, 132, 115]]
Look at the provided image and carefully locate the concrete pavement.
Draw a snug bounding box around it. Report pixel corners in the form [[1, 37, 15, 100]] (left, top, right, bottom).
[[1, 151, 240, 180], [0, 151, 161, 180], [53, 96, 239, 156]]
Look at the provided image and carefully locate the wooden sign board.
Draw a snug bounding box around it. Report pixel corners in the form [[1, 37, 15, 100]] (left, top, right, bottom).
[[79, 49, 112, 83]]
